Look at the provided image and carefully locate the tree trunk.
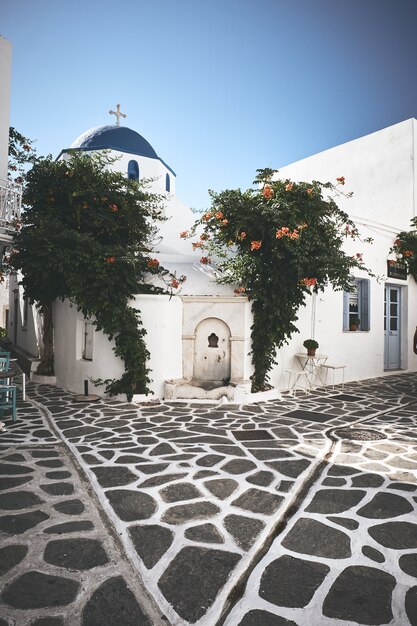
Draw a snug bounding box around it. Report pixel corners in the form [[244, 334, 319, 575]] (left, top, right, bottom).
[[36, 300, 54, 375]]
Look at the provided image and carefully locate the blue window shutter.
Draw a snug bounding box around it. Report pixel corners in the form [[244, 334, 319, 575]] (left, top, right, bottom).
[[343, 291, 349, 330], [361, 279, 370, 331], [166, 173, 170, 192]]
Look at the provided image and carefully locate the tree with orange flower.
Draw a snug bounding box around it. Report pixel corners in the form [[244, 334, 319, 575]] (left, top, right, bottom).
[[187, 169, 372, 392], [9, 151, 176, 398], [392, 219, 417, 279]]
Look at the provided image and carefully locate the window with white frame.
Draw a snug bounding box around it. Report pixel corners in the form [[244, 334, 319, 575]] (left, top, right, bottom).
[[343, 278, 370, 331]]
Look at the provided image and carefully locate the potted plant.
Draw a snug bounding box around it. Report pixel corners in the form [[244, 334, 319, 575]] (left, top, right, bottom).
[[303, 339, 319, 356], [349, 316, 360, 331]]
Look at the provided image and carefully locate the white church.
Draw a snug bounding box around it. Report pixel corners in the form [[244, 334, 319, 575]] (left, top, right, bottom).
[[7, 102, 417, 400]]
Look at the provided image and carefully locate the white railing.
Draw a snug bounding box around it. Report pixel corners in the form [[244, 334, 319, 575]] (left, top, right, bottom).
[[0, 178, 22, 235]]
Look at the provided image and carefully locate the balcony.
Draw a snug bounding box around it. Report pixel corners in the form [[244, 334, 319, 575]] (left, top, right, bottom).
[[0, 177, 21, 241]]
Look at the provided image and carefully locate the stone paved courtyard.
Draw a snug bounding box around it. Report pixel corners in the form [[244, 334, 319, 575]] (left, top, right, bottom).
[[0, 373, 417, 625]]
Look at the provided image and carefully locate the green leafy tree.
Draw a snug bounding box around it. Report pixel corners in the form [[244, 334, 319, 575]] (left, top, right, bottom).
[[10, 151, 181, 399], [392, 218, 417, 279], [186, 169, 372, 392], [8, 127, 38, 182]]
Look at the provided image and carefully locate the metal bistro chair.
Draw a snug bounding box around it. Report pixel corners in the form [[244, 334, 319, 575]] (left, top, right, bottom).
[[0, 384, 17, 422], [0, 355, 10, 374]]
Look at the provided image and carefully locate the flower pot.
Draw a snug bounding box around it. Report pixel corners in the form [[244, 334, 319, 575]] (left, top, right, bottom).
[[307, 348, 316, 356], [350, 325, 358, 332]]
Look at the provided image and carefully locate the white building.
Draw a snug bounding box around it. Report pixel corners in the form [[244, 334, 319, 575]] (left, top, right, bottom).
[[272, 118, 417, 387], [9, 117, 417, 399], [0, 35, 21, 330]]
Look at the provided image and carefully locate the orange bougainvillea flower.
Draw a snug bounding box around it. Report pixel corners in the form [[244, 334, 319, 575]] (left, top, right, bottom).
[[104, 256, 116, 264], [234, 286, 246, 294], [276, 226, 300, 240], [250, 240, 262, 251], [147, 258, 160, 269], [171, 278, 180, 288], [301, 277, 317, 287], [109, 204, 118, 212], [403, 250, 414, 257], [200, 256, 211, 264], [200, 233, 210, 241], [239, 231, 247, 240], [221, 219, 229, 226], [394, 239, 401, 246], [262, 185, 273, 199], [307, 188, 313, 195], [336, 176, 345, 185], [215, 211, 224, 220], [180, 230, 189, 238], [285, 182, 293, 192], [192, 241, 204, 250]]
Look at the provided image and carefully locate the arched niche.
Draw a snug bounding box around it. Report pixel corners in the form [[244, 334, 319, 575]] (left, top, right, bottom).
[[193, 317, 231, 383], [128, 160, 139, 181]]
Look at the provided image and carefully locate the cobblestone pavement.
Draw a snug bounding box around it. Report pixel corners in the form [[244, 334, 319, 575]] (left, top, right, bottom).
[[0, 373, 417, 625]]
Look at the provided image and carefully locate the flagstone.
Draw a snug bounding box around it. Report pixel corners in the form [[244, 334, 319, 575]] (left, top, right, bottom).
[[405, 587, 417, 626], [322, 565, 395, 624], [1, 571, 80, 609], [52, 499, 85, 515], [0, 476, 33, 490], [158, 547, 241, 622], [357, 492, 414, 518], [0, 509, 49, 534], [266, 458, 310, 478], [162, 501, 220, 525], [44, 520, 94, 534], [160, 482, 202, 502], [105, 489, 157, 522], [90, 466, 138, 487], [246, 471, 275, 486], [351, 473, 385, 487], [368, 521, 417, 549], [185, 523, 224, 544], [259, 555, 329, 607], [306, 489, 366, 514], [399, 553, 417, 577], [232, 488, 284, 515], [0, 544, 28, 575], [282, 518, 351, 558], [82, 577, 151, 626], [40, 482, 74, 496], [0, 463, 34, 475], [224, 514, 265, 550], [238, 610, 297, 625], [362, 545, 385, 563]]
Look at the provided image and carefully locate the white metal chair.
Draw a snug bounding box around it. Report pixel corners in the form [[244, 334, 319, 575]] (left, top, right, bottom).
[[319, 363, 346, 389], [286, 368, 310, 395]]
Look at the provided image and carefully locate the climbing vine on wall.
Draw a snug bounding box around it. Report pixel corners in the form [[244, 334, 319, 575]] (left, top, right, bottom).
[[184, 169, 373, 392], [392, 217, 417, 280], [10, 151, 183, 399]]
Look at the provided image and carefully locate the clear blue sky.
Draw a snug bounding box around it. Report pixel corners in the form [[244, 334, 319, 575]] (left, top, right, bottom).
[[2, 0, 416, 209]]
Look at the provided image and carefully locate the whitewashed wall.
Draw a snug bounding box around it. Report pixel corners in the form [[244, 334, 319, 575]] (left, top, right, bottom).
[[0, 36, 11, 181], [53, 294, 183, 399], [267, 119, 417, 390], [8, 274, 40, 359], [70, 149, 176, 196]]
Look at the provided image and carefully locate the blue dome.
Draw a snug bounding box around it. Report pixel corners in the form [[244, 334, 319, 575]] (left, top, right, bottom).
[[69, 125, 159, 159]]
